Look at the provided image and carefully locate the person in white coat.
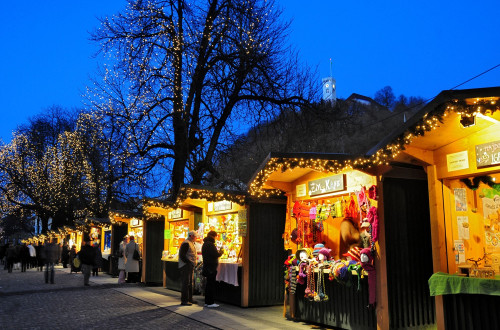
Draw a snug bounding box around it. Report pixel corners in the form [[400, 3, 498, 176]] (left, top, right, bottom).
[[117, 236, 128, 284], [125, 235, 140, 283]]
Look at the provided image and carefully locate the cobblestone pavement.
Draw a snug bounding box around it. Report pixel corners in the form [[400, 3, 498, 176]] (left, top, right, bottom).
[[0, 265, 217, 330]]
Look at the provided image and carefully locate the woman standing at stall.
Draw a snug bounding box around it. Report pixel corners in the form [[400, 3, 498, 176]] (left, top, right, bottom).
[[202, 231, 224, 308], [117, 236, 128, 284], [125, 235, 140, 283]]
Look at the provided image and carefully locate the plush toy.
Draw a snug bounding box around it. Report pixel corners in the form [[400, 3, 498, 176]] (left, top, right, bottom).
[[360, 248, 376, 307]]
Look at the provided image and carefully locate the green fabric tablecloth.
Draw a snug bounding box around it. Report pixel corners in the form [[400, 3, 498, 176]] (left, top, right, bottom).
[[428, 272, 500, 296]]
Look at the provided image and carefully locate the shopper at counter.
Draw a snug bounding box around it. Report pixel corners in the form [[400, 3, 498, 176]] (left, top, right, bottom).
[[202, 231, 224, 308], [118, 236, 128, 284], [178, 231, 198, 306], [125, 235, 140, 283]]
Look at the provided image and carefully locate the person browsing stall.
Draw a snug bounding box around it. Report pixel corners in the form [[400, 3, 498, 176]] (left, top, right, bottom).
[[178, 231, 198, 306], [202, 231, 224, 308]]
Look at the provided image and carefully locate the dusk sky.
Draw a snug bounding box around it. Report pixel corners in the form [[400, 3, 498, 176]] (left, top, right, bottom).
[[1, 0, 499, 143]]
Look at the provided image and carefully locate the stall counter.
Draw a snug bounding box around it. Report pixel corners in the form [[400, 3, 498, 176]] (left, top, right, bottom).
[[429, 272, 500, 296]]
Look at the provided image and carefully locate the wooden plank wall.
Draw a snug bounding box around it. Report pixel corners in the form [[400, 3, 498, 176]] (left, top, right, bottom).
[[383, 177, 436, 329]]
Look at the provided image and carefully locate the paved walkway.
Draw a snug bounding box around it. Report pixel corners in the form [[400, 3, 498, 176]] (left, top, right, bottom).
[[0, 264, 327, 329]]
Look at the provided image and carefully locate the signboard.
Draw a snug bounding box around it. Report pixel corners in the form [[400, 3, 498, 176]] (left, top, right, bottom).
[[238, 210, 247, 237], [169, 208, 183, 219], [308, 174, 346, 197], [164, 229, 172, 240], [476, 140, 500, 168], [130, 218, 142, 227], [446, 151, 469, 172], [296, 184, 307, 197], [214, 200, 232, 212]]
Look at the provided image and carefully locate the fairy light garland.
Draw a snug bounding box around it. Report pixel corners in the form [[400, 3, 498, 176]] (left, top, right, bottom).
[[250, 98, 500, 197]]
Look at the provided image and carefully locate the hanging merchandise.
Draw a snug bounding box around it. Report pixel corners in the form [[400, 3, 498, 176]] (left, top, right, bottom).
[[305, 264, 316, 301], [344, 194, 358, 219], [368, 185, 378, 200], [367, 206, 379, 244], [360, 248, 376, 307]]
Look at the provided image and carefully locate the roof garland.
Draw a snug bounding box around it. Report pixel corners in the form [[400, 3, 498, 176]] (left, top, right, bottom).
[[249, 96, 500, 197]]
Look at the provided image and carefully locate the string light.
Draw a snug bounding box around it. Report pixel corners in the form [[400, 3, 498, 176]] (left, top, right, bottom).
[[249, 98, 500, 197]]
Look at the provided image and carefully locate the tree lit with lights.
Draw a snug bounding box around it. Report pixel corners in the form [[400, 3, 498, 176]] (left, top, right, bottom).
[[88, 0, 315, 200]]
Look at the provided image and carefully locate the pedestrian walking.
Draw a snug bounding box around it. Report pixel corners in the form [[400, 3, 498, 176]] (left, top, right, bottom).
[[178, 231, 198, 306], [35, 242, 45, 271], [69, 245, 79, 273], [92, 242, 103, 276], [125, 236, 140, 283], [6, 243, 16, 273], [117, 236, 128, 284], [61, 243, 69, 268], [78, 238, 96, 286], [20, 243, 30, 272], [28, 242, 37, 268], [44, 238, 59, 284], [202, 231, 224, 308]]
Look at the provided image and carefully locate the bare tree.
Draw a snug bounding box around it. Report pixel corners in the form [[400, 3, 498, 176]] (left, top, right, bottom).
[[89, 0, 316, 199], [374, 86, 396, 110]]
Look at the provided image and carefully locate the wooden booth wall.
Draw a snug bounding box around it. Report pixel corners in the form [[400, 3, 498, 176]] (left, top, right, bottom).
[[384, 176, 436, 329], [145, 218, 165, 285], [247, 202, 287, 306]]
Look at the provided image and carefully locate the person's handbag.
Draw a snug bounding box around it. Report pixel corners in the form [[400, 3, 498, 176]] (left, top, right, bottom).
[[133, 248, 140, 260], [73, 257, 81, 268]]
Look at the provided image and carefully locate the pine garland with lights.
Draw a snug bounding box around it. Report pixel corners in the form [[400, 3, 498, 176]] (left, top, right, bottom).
[[249, 97, 500, 197]]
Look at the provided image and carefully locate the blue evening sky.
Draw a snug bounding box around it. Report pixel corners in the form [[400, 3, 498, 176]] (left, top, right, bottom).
[[1, 0, 499, 143]]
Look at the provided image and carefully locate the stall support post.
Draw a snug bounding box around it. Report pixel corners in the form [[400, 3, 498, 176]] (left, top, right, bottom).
[[375, 176, 389, 330], [426, 165, 446, 330]]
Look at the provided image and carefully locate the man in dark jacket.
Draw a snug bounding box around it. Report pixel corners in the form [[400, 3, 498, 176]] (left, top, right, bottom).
[[44, 239, 59, 284], [61, 243, 69, 268], [202, 231, 224, 308], [178, 231, 198, 305], [78, 238, 96, 286]]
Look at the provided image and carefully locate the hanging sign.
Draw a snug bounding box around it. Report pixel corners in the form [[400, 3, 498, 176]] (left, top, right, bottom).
[[164, 229, 172, 239], [446, 151, 469, 172], [214, 200, 232, 212], [308, 174, 346, 197], [238, 210, 247, 237], [169, 209, 183, 219], [296, 184, 307, 197], [475, 140, 500, 168]]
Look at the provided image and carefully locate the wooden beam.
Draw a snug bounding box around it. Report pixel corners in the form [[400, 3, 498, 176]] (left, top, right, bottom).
[[403, 146, 434, 165], [426, 165, 446, 330], [375, 176, 389, 330], [266, 180, 293, 193]]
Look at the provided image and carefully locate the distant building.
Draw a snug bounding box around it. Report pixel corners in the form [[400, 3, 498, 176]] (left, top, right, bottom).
[[322, 77, 336, 104]]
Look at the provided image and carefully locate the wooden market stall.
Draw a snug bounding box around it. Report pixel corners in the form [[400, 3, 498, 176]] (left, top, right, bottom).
[[145, 185, 286, 307], [364, 87, 500, 330], [249, 152, 378, 330], [248, 87, 500, 330], [109, 210, 144, 279]]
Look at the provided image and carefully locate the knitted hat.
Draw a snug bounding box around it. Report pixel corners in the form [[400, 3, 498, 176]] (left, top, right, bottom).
[[318, 248, 331, 261], [309, 205, 317, 220], [296, 247, 312, 262], [368, 185, 378, 200], [312, 243, 325, 256], [360, 248, 373, 264], [342, 246, 362, 262], [290, 228, 299, 244]]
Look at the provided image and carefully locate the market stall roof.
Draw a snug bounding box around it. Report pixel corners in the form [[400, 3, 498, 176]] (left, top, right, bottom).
[[248, 152, 356, 197], [365, 87, 500, 165], [109, 209, 144, 220], [84, 217, 112, 227], [144, 184, 248, 211]]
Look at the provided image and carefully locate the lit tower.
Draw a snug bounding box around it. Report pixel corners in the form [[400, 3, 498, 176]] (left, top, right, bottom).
[[322, 58, 336, 104]]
